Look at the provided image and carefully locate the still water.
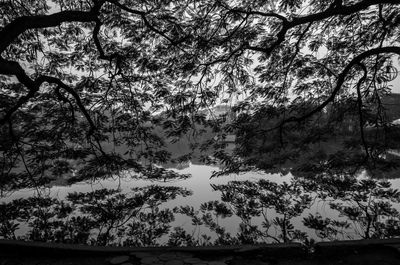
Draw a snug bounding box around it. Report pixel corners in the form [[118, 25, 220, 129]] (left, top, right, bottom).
[[2, 156, 400, 245]]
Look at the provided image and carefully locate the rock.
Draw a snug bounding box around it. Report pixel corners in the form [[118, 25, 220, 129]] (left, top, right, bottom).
[[385, 243, 400, 253], [1, 260, 23, 265], [229, 259, 269, 265], [158, 253, 178, 261], [183, 258, 203, 264], [140, 257, 160, 264], [174, 252, 193, 258], [109, 256, 130, 265], [209, 262, 227, 265], [130, 252, 151, 258], [235, 246, 261, 252], [165, 260, 184, 265]]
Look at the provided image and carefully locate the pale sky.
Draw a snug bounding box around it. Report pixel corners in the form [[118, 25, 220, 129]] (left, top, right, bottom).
[[390, 59, 400, 94], [391, 77, 400, 94]]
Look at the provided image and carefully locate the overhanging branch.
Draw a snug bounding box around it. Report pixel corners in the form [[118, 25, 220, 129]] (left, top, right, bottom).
[[245, 0, 400, 55], [0, 59, 40, 125], [0, 59, 96, 136], [0, 10, 99, 54], [37, 76, 97, 137], [282, 46, 400, 126]]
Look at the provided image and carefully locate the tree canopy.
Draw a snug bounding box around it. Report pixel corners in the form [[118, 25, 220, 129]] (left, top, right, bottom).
[[1, 0, 400, 190]]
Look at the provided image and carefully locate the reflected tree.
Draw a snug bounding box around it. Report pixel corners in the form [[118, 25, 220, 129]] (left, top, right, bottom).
[[302, 174, 400, 240], [1, 176, 400, 246], [173, 201, 238, 246], [0, 186, 191, 246], [213, 179, 312, 243]]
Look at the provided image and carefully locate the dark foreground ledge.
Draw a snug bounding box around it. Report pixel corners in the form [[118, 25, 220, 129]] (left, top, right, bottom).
[[0, 239, 303, 257], [1, 238, 400, 258], [315, 238, 400, 256]]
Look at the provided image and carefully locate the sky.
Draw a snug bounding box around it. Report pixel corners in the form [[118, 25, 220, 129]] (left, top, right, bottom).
[[390, 59, 400, 94], [391, 77, 400, 94]]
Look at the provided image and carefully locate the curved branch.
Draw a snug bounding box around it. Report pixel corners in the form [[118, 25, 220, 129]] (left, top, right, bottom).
[[106, 0, 188, 46], [0, 59, 36, 88], [0, 59, 96, 136], [0, 59, 40, 125], [282, 46, 400, 125], [37, 76, 97, 136], [0, 1, 105, 133], [92, 19, 118, 61], [105, 0, 145, 16], [0, 10, 100, 54], [227, 8, 287, 22], [246, 0, 400, 55], [289, 0, 399, 28]]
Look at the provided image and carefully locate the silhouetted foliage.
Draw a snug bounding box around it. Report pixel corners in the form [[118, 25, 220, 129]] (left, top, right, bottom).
[[1, 0, 400, 247], [2, 173, 400, 246], [1, 0, 400, 185]]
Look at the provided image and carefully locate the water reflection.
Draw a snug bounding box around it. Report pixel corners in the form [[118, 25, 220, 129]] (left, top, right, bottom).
[[0, 186, 192, 246], [1, 124, 400, 246], [1, 167, 399, 246]]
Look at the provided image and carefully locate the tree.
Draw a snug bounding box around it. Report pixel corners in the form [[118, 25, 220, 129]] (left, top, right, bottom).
[[1, 0, 400, 189]]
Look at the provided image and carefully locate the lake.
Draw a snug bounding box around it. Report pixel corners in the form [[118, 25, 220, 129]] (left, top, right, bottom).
[[2, 148, 400, 246]]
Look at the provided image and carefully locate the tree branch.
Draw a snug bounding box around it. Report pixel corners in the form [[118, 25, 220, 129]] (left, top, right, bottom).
[[227, 8, 287, 22], [290, 0, 399, 28], [0, 59, 40, 125], [0, 10, 100, 54], [105, 0, 146, 16], [106, 0, 188, 46], [281, 46, 400, 125], [247, 0, 400, 55], [92, 19, 119, 61], [37, 76, 97, 137], [0, 59, 36, 88], [0, 58, 96, 136]]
